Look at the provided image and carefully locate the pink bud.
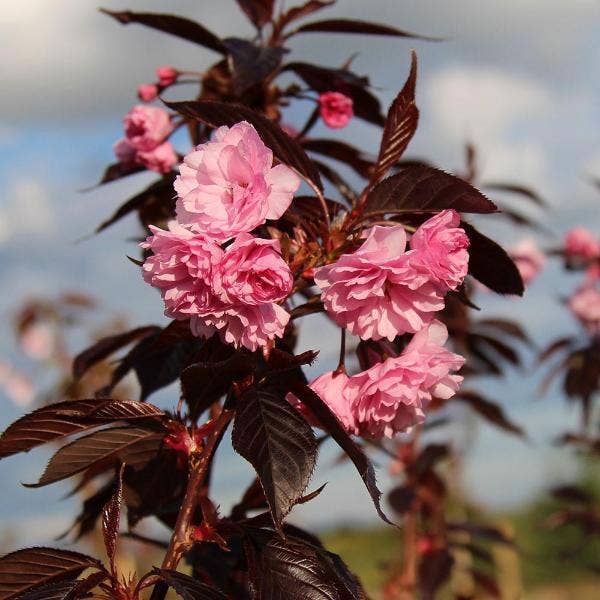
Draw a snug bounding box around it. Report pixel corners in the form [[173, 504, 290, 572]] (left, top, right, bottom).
[[156, 65, 178, 87], [137, 83, 158, 102], [319, 91, 353, 129]]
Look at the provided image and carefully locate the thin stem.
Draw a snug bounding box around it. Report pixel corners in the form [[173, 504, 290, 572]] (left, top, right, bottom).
[[335, 328, 346, 374], [149, 408, 233, 600]]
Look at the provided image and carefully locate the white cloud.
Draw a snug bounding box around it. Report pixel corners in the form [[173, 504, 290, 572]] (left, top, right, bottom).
[[0, 179, 56, 244], [426, 66, 552, 142]]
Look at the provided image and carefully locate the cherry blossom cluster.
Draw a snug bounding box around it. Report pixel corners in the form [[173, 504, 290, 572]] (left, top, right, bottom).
[[141, 121, 300, 352], [113, 105, 177, 174], [140, 118, 471, 438]]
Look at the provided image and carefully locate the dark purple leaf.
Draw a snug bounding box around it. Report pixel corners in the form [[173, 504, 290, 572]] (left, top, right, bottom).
[[152, 568, 227, 599], [538, 336, 575, 363], [463, 223, 524, 296], [0, 399, 163, 460], [223, 38, 287, 95], [90, 162, 145, 188], [165, 100, 323, 191], [232, 388, 317, 530], [363, 166, 498, 215], [418, 549, 454, 600], [276, 1, 335, 34], [72, 326, 160, 379], [95, 175, 176, 234], [99, 9, 226, 54], [371, 51, 418, 185], [28, 427, 163, 488], [292, 18, 440, 41], [0, 548, 101, 600], [288, 382, 395, 527], [483, 182, 546, 207], [235, 0, 274, 28], [11, 580, 79, 600], [387, 486, 416, 514], [454, 391, 525, 437], [447, 522, 515, 545], [302, 138, 373, 178], [551, 485, 593, 505]]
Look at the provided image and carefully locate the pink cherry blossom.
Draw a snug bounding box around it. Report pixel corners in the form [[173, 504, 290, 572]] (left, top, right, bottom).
[[141, 221, 224, 321], [136, 141, 178, 174], [287, 371, 360, 434], [156, 65, 178, 87], [113, 138, 137, 165], [351, 321, 464, 438], [216, 234, 293, 305], [319, 92, 354, 129], [564, 227, 600, 260], [568, 284, 600, 335], [175, 121, 300, 241], [0, 362, 34, 407], [137, 84, 158, 102], [509, 239, 545, 286], [123, 105, 173, 151], [314, 225, 444, 341], [191, 303, 289, 352], [409, 209, 470, 291]]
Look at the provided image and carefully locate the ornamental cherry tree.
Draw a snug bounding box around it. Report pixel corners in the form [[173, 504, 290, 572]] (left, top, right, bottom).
[[0, 2, 529, 599]]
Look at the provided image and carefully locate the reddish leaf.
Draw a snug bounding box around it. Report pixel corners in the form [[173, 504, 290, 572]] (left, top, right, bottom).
[[72, 326, 160, 379], [232, 387, 317, 530], [235, 0, 274, 28], [0, 547, 101, 600], [538, 336, 575, 363], [476, 318, 530, 344], [28, 427, 163, 487], [418, 548, 454, 600], [363, 165, 498, 215], [551, 485, 593, 505], [0, 399, 163, 460], [462, 223, 524, 296], [288, 382, 394, 527], [292, 18, 440, 41], [165, 100, 323, 191], [99, 9, 226, 54], [371, 51, 418, 185], [454, 391, 525, 437], [102, 464, 124, 572]]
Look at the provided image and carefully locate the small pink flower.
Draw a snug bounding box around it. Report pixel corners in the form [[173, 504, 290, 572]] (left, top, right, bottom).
[[137, 83, 159, 102], [568, 284, 600, 335], [319, 92, 354, 129], [141, 221, 223, 321], [585, 262, 600, 282], [0, 362, 34, 408], [136, 141, 178, 174], [288, 371, 360, 434], [564, 227, 600, 260], [509, 239, 545, 286], [20, 323, 55, 361], [351, 321, 464, 438], [123, 105, 173, 151], [409, 210, 470, 291], [314, 225, 444, 341], [156, 65, 178, 87], [175, 121, 300, 241], [216, 234, 293, 305]]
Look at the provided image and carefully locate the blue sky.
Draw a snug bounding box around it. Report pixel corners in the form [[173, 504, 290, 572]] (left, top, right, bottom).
[[1, 0, 600, 539]]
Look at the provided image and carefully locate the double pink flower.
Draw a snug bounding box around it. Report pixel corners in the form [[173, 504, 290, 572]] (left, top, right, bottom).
[[289, 321, 464, 438], [114, 105, 177, 174], [315, 210, 469, 341], [142, 122, 299, 350]]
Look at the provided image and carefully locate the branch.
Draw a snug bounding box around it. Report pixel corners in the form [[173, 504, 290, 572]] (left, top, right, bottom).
[[149, 408, 233, 600]]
